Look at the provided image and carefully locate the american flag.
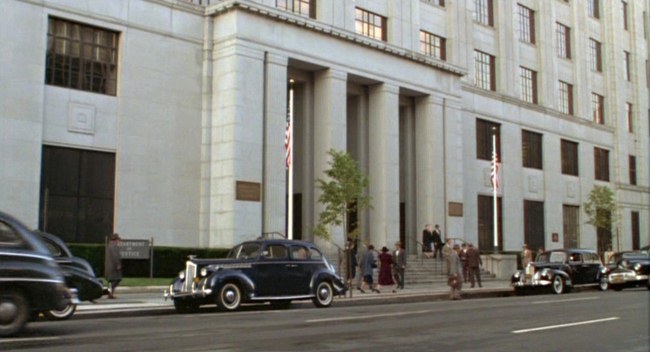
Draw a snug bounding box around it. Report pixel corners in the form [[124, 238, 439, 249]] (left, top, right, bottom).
[[284, 118, 292, 168], [490, 150, 500, 189]]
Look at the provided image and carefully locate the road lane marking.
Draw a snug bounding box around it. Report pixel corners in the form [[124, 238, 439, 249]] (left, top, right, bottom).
[[532, 296, 599, 305], [0, 336, 61, 344], [512, 317, 620, 334], [305, 309, 432, 324]]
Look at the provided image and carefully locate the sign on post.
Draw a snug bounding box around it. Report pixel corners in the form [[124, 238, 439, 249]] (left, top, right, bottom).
[[116, 238, 154, 278]]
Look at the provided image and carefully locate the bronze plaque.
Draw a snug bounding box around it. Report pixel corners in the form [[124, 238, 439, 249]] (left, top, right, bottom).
[[448, 202, 463, 217], [552, 232, 559, 242], [236, 181, 261, 202]]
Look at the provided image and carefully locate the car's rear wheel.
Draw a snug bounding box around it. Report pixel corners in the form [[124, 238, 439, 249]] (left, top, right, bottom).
[[270, 300, 291, 310], [0, 290, 29, 337], [173, 299, 199, 314], [312, 281, 334, 308], [43, 303, 76, 321], [551, 275, 566, 294], [598, 276, 609, 291], [217, 283, 242, 311]]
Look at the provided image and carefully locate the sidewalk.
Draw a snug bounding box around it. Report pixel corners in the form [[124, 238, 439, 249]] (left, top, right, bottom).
[[74, 280, 514, 319]]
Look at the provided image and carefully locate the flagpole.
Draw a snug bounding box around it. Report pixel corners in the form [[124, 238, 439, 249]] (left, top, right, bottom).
[[492, 129, 498, 254], [287, 79, 295, 240]]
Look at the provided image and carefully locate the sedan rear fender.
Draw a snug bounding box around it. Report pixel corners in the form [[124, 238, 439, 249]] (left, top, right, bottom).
[[60, 266, 104, 301], [548, 269, 572, 285], [208, 270, 255, 297], [310, 270, 344, 293]]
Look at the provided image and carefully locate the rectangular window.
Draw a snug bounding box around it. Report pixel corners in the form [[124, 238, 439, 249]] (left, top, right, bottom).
[[626, 103, 634, 132], [520, 67, 537, 104], [424, 0, 445, 6], [524, 200, 545, 251], [561, 139, 579, 176], [623, 51, 630, 81], [420, 31, 446, 61], [474, 50, 496, 91], [629, 155, 637, 185], [563, 205, 580, 248], [517, 4, 535, 44], [522, 130, 543, 169], [476, 119, 500, 161], [622, 1, 628, 30], [556, 22, 571, 59], [475, 0, 494, 26], [631, 211, 640, 250], [558, 81, 574, 115], [594, 147, 610, 182], [355, 8, 386, 41], [592, 93, 604, 125], [478, 195, 502, 251], [588, 0, 600, 18], [276, 0, 315, 18], [589, 39, 602, 72], [45, 17, 119, 95]]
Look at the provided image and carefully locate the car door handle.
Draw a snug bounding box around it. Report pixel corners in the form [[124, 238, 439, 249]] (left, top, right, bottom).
[[286, 264, 298, 268]]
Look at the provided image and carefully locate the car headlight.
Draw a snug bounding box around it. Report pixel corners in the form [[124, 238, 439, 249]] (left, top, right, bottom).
[[179, 270, 185, 281], [513, 271, 520, 278], [200, 267, 209, 277], [634, 263, 642, 272]]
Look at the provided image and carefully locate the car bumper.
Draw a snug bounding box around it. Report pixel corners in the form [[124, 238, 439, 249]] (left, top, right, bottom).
[[164, 284, 213, 301], [607, 272, 649, 285]]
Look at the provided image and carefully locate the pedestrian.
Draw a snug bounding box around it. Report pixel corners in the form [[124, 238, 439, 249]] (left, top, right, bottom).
[[466, 243, 482, 288], [522, 244, 533, 268], [460, 243, 469, 283], [356, 242, 367, 291], [443, 238, 453, 260], [345, 238, 358, 285], [536, 247, 545, 261], [393, 241, 406, 290], [360, 244, 380, 293], [105, 233, 123, 299], [432, 224, 443, 260], [447, 244, 463, 300], [603, 246, 615, 265], [422, 224, 433, 257], [377, 246, 396, 293]]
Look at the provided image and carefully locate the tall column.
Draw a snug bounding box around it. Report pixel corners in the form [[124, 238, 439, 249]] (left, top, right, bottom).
[[368, 83, 400, 247], [414, 95, 437, 253], [313, 68, 347, 248], [263, 53, 288, 235]]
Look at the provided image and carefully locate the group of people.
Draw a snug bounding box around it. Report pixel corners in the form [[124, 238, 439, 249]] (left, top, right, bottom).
[[421, 224, 444, 259], [347, 240, 406, 294], [446, 241, 483, 300]]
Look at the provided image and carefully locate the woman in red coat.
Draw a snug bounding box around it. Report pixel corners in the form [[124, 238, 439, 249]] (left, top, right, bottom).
[[378, 246, 396, 293]]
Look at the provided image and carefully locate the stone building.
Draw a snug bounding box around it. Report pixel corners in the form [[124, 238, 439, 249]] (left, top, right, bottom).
[[1, 0, 648, 255]]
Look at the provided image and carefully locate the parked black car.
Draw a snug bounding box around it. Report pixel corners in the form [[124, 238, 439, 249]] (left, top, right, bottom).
[[511, 248, 607, 294], [36, 231, 106, 320], [602, 251, 650, 291], [0, 211, 76, 337], [165, 239, 346, 312]]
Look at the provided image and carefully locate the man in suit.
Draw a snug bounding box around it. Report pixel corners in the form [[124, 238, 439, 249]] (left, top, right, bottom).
[[422, 224, 433, 257], [393, 241, 406, 289], [432, 224, 443, 259], [447, 244, 463, 300], [466, 243, 482, 288]]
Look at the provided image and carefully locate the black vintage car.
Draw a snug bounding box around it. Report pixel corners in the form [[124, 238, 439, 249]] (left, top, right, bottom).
[[36, 231, 106, 320], [511, 248, 607, 294], [0, 211, 76, 337], [602, 251, 650, 291], [165, 239, 346, 312]]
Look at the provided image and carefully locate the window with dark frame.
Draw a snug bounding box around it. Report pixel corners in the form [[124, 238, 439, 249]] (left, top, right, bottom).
[[631, 211, 640, 250], [559, 81, 573, 115], [424, 0, 445, 6], [556, 22, 571, 59], [623, 51, 630, 81], [589, 39, 602, 72], [588, 0, 600, 18], [475, 0, 494, 27], [420, 31, 446, 61], [517, 4, 535, 44], [276, 0, 315, 18], [592, 93, 604, 125], [629, 155, 637, 185], [626, 103, 634, 132], [478, 195, 502, 251], [45, 17, 119, 96], [355, 8, 386, 41], [524, 200, 545, 251], [561, 139, 579, 176], [474, 50, 496, 91], [622, 1, 628, 30], [563, 205, 580, 248], [520, 66, 537, 104], [594, 147, 610, 182], [522, 130, 543, 169], [476, 119, 500, 161]]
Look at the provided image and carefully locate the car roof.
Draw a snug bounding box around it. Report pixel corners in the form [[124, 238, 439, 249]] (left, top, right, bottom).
[[34, 230, 74, 257], [241, 239, 318, 248], [546, 248, 597, 253]]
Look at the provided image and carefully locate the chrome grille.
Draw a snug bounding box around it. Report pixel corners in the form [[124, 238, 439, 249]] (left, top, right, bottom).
[[182, 261, 197, 292]]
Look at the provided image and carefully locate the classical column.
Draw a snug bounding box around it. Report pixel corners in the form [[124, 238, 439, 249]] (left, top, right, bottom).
[[414, 95, 437, 253], [368, 83, 400, 247]]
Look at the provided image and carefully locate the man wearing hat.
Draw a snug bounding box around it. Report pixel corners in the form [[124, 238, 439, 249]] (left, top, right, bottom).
[[447, 244, 463, 300], [105, 233, 123, 299]]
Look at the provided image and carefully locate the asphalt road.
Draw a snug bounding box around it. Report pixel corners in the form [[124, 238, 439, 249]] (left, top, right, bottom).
[[2, 289, 648, 352]]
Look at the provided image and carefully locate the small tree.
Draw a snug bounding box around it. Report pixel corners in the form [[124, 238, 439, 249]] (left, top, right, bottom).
[[314, 149, 371, 296], [584, 185, 617, 251]]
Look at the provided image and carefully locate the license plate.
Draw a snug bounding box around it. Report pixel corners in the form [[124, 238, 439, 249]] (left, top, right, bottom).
[[611, 277, 624, 284]]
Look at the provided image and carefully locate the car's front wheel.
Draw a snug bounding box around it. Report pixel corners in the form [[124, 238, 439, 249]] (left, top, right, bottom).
[[312, 281, 334, 308], [598, 276, 609, 291], [0, 290, 29, 337], [43, 303, 76, 321], [217, 283, 242, 311], [551, 275, 566, 294]]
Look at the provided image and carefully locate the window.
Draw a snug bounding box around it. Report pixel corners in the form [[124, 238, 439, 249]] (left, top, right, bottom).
[[264, 244, 289, 259], [45, 17, 119, 95], [355, 8, 386, 41], [475, 0, 494, 26], [622, 1, 628, 30], [476, 119, 500, 161], [474, 50, 496, 91], [478, 195, 502, 251], [629, 155, 637, 185], [290, 245, 310, 260], [556, 22, 571, 59], [623, 51, 630, 81], [524, 200, 545, 252], [626, 103, 633, 132], [517, 4, 535, 44], [276, 0, 315, 18], [592, 93, 604, 125], [558, 81, 573, 115], [561, 139, 579, 176], [588, 0, 600, 18], [522, 130, 543, 169], [589, 39, 602, 72], [0, 222, 25, 248], [520, 67, 537, 104], [594, 147, 609, 181], [563, 205, 580, 248], [424, 0, 445, 6], [420, 31, 446, 60], [631, 211, 640, 250]]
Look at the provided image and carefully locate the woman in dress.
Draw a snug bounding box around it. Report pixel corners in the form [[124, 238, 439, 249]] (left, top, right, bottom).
[[378, 246, 396, 293]]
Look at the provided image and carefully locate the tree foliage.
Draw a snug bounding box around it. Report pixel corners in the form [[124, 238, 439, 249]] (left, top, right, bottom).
[[584, 185, 616, 230]]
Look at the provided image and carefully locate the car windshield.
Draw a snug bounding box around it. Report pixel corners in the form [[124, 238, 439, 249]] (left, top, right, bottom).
[[227, 243, 261, 259], [538, 252, 566, 263]]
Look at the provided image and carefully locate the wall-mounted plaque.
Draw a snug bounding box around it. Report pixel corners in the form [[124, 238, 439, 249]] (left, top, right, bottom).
[[236, 181, 261, 202], [448, 202, 463, 217]]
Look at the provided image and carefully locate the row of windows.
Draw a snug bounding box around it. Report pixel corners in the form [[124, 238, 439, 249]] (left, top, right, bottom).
[[476, 118, 638, 184]]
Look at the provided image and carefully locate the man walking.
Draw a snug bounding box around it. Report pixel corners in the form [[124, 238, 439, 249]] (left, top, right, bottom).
[[466, 243, 482, 288], [447, 244, 463, 300], [105, 233, 123, 299], [393, 241, 406, 289], [432, 224, 443, 260]]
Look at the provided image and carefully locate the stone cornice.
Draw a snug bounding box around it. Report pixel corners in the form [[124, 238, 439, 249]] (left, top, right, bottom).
[[205, 0, 467, 77]]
